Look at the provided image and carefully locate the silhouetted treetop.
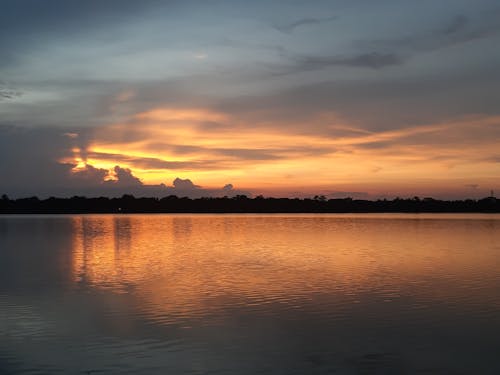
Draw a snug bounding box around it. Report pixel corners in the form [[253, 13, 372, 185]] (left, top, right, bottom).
[[0, 194, 498, 214]]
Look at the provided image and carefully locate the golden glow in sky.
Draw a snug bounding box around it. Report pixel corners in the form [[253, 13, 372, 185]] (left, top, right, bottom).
[[61, 106, 500, 197], [2, 1, 500, 198]]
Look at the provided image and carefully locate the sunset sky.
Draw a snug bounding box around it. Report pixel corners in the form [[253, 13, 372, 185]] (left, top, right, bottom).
[[1, 0, 500, 198]]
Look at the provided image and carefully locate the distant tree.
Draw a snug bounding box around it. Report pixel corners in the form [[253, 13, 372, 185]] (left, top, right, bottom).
[[0, 194, 498, 214], [233, 194, 248, 200]]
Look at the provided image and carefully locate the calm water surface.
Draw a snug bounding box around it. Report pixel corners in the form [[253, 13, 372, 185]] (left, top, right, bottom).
[[0, 214, 499, 374]]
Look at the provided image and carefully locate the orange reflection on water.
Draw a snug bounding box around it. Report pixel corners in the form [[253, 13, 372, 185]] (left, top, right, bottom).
[[72, 216, 170, 289], [70, 214, 500, 322]]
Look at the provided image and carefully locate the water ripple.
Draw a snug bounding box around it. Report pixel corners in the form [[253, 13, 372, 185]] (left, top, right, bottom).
[[0, 214, 499, 374]]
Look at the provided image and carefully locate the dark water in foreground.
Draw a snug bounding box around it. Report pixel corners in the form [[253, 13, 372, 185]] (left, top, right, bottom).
[[0, 214, 499, 374]]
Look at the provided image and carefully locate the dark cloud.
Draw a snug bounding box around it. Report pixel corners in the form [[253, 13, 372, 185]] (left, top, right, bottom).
[[296, 52, 404, 70], [269, 11, 500, 76], [167, 144, 206, 155], [87, 152, 220, 170], [195, 121, 231, 132], [108, 166, 142, 187], [71, 164, 108, 183], [357, 11, 500, 56], [432, 11, 500, 47], [59, 163, 251, 198], [0, 124, 251, 198], [218, 67, 500, 132], [269, 51, 404, 76], [355, 140, 393, 150], [173, 177, 199, 190], [215, 148, 282, 161], [143, 143, 333, 161], [0, 82, 22, 101], [167, 178, 251, 198], [274, 16, 336, 34], [0, 125, 75, 190], [68, 170, 251, 199]]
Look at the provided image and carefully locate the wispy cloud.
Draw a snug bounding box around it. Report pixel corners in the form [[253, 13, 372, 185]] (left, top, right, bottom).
[[0, 82, 22, 100], [268, 11, 500, 76], [274, 16, 336, 34], [266, 51, 404, 76], [357, 12, 500, 55], [85, 151, 223, 170], [296, 52, 404, 70]]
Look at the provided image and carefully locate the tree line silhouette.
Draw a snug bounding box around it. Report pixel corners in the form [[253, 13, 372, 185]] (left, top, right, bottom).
[[1, 194, 499, 213]]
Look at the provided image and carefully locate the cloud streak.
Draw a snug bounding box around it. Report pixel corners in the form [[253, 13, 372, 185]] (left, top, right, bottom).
[[274, 16, 336, 34], [268, 11, 500, 76], [0, 82, 22, 101], [357, 11, 500, 56]]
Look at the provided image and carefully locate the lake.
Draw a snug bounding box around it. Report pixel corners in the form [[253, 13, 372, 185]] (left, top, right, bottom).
[[1, 214, 499, 374]]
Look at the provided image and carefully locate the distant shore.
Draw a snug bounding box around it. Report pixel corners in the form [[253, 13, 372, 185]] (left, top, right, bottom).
[[1, 195, 499, 214]]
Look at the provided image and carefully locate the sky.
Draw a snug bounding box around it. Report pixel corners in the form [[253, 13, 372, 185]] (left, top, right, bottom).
[[1, 0, 500, 199]]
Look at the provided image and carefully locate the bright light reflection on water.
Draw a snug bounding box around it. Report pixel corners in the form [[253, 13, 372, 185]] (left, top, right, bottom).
[[1, 214, 500, 374]]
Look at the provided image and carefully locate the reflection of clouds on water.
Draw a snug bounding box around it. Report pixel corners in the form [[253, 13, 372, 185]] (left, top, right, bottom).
[[70, 214, 500, 325], [1, 214, 500, 374]]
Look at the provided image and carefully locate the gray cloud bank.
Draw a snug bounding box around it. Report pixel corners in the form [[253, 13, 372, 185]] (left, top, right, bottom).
[[0, 126, 249, 198], [69, 165, 251, 199]]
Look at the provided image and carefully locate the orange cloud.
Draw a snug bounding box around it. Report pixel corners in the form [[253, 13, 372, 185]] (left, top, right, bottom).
[[61, 107, 500, 197]]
